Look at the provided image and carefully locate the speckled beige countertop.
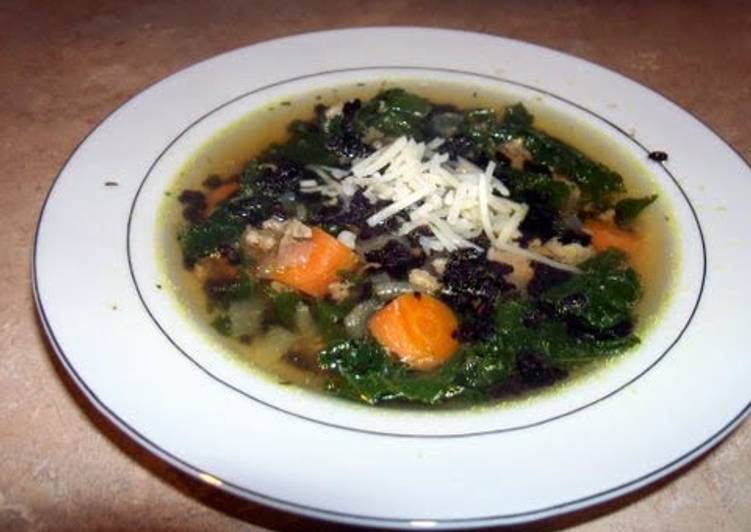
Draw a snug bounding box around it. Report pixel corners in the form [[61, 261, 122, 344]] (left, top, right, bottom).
[[2, 1, 750, 530]]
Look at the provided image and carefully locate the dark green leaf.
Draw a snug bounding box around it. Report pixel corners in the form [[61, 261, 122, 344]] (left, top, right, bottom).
[[239, 162, 262, 195], [615, 194, 658, 226], [499, 127, 625, 207], [485, 297, 637, 370], [211, 314, 232, 336], [319, 339, 464, 405], [204, 272, 256, 310], [541, 250, 641, 332], [310, 299, 354, 343], [318, 288, 640, 405], [353, 89, 432, 138], [456, 340, 514, 389], [456, 106, 624, 207], [495, 299, 636, 366], [265, 289, 301, 330], [270, 129, 339, 166], [459, 108, 501, 157], [501, 167, 572, 210], [503, 103, 534, 127], [180, 209, 245, 266]]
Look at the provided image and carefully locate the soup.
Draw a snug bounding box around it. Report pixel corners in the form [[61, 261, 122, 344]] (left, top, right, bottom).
[[165, 84, 669, 406]]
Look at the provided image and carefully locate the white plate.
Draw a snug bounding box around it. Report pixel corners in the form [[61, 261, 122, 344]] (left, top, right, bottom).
[[33, 28, 751, 528]]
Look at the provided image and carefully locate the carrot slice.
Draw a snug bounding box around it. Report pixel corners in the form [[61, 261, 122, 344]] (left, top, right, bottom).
[[204, 182, 239, 215], [269, 227, 358, 297], [368, 293, 459, 371], [583, 219, 641, 255]]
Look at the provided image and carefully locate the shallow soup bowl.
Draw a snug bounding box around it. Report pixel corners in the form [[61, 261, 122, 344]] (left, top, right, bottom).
[[35, 28, 750, 528], [131, 66, 702, 437]]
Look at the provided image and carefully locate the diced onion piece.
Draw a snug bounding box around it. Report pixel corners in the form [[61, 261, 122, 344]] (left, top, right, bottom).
[[337, 230, 357, 249]]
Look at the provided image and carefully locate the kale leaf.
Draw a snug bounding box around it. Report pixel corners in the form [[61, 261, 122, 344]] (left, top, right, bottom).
[[264, 118, 341, 166], [211, 314, 232, 336], [455, 337, 514, 389], [496, 126, 625, 207], [493, 297, 637, 367], [310, 299, 354, 343], [204, 272, 256, 310], [273, 129, 340, 166], [264, 289, 301, 330], [180, 208, 247, 267], [501, 167, 572, 211], [615, 194, 658, 226], [318, 339, 464, 405], [458, 295, 636, 387], [240, 161, 309, 199], [353, 89, 433, 138], [458, 108, 501, 158], [318, 266, 641, 406], [440, 248, 513, 341], [540, 250, 641, 333], [502, 102, 534, 127], [180, 163, 290, 265], [323, 100, 372, 160], [456, 103, 624, 207]]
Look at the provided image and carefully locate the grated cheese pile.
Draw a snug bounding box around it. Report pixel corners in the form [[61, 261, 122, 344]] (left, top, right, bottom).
[[301, 136, 580, 272]]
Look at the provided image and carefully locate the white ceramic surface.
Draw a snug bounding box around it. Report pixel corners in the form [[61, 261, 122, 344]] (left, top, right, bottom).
[[33, 28, 751, 528]]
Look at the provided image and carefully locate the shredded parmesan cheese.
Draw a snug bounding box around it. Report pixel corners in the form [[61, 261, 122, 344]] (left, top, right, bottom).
[[301, 135, 579, 273], [493, 241, 581, 273]]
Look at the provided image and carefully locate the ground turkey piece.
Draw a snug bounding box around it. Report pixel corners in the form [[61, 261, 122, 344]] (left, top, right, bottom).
[[328, 280, 353, 302], [242, 227, 278, 252], [540, 237, 595, 265], [408, 268, 441, 293], [365, 240, 426, 279], [499, 139, 531, 169]]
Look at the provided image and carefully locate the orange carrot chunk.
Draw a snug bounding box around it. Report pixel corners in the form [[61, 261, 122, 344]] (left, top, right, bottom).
[[583, 219, 641, 255], [368, 293, 460, 371], [204, 182, 240, 215], [269, 227, 358, 297]]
